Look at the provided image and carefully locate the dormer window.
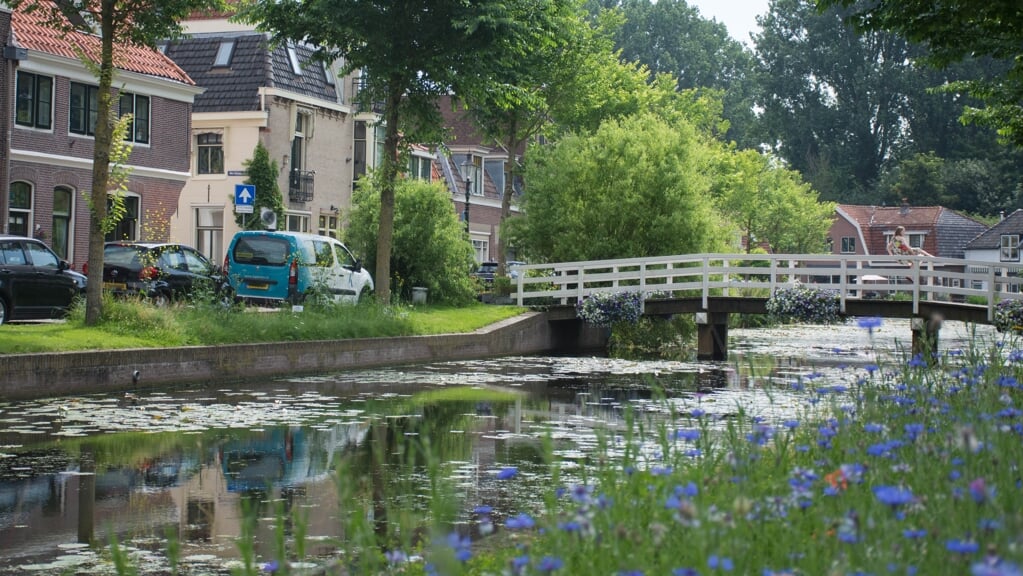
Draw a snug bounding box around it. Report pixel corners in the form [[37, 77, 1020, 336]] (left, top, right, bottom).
[[214, 40, 235, 67], [322, 62, 335, 86], [287, 44, 302, 75]]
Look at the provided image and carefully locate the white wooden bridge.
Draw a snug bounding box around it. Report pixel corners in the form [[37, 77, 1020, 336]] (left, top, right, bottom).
[[511, 253, 1023, 359]]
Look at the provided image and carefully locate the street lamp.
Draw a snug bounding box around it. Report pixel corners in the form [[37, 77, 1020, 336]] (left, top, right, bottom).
[[460, 156, 473, 234]]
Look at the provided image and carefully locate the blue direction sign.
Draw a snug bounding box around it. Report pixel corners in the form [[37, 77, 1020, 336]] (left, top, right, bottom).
[[235, 184, 256, 214]]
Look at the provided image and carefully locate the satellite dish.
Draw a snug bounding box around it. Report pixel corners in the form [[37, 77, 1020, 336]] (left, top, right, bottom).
[[260, 207, 278, 231]]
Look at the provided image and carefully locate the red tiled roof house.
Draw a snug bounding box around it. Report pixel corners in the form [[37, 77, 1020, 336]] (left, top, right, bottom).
[[5, 4, 201, 267]]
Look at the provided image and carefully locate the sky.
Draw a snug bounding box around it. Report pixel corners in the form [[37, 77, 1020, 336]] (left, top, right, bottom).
[[687, 0, 771, 46]]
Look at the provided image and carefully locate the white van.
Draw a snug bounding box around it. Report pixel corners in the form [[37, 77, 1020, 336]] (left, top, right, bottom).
[[224, 231, 374, 305]]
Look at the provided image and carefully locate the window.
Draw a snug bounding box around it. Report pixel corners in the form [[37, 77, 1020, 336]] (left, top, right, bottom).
[[69, 82, 99, 136], [318, 214, 339, 238], [8, 182, 33, 237], [840, 237, 856, 253], [197, 133, 224, 174], [291, 113, 306, 174], [909, 233, 924, 249], [195, 207, 223, 261], [410, 155, 432, 181], [472, 238, 488, 263], [322, 61, 335, 86], [287, 44, 302, 75], [353, 121, 367, 180], [105, 195, 139, 241], [1001, 234, 1020, 262], [15, 71, 53, 130], [119, 92, 150, 144], [214, 40, 235, 67], [52, 187, 73, 261], [286, 213, 309, 232]]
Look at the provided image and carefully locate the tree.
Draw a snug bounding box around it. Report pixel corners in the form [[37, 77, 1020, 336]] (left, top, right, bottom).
[[755, 0, 915, 202], [241, 0, 554, 304], [11, 0, 222, 325], [233, 142, 286, 231], [597, 0, 759, 148], [345, 175, 477, 306], [460, 0, 586, 280], [512, 113, 724, 263], [816, 0, 1023, 147], [712, 149, 835, 254]]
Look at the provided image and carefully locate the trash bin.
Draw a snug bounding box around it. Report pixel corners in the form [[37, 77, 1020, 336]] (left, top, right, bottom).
[[412, 287, 428, 304]]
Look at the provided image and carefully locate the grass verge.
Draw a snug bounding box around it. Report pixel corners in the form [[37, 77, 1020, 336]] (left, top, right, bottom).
[[0, 296, 526, 354]]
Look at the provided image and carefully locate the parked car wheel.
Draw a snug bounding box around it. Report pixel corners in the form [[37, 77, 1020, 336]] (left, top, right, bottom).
[[0, 297, 7, 326], [150, 291, 171, 308], [359, 285, 373, 303]]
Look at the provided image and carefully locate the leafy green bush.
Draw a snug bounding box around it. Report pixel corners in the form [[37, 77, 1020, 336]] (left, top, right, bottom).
[[345, 173, 477, 305], [765, 284, 840, 324]]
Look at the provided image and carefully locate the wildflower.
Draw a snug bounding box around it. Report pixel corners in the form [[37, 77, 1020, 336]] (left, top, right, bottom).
[[506, 513, 535, 530], [873, 485, 914, 508], [903, 529, 927, 539], [969, 478, 994, 504], [261, 561, 280, 573], [537, 556, 564, 572], [824, 468, 848, 492], [496, 466, 519, 480], [675, 428, 701, 441], [446, 532, 472, 562], [782, 419, 800, 430], [508, 555, 530, 576], [947, 539, 980, 554], [708, 555, 734, 571], [673, 569, 701, 576], [385, 550, 408, 565], [857, 316, 883, 333], [971, 559, 1023, 576]]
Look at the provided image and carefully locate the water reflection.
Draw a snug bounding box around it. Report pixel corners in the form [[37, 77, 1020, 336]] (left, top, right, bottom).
[[0, 320, 998, 574]]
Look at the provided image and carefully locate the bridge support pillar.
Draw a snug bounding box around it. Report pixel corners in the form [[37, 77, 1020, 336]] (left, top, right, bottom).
[[696, 312, 729, 361], [911, 315, 942, 362]]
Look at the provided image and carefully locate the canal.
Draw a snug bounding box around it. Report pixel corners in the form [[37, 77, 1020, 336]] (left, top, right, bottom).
[[0, 319, 999, 574]]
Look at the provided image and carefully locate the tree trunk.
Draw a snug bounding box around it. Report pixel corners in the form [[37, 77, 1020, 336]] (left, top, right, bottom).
[[84, 0, 116, 325], [374, 85, 403, 304]]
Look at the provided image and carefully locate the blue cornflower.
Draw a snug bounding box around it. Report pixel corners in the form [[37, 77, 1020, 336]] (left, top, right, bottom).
[[864, 422, 885, 433], [874, 485, 914, 507], [708, 555, 734, 571], [537, 556, 564, 572], [446, 532, 472, 562], [474, 505, 493, 515], [261, 561, 280, 573], [385, 549, 408, 565], [675, 428, 701, 441], [858, 316, 883, 333], [947, 539, 980, 554], [971, 560, 1023, 576], [675, 482, 699, 497], [907, 353, 928, 367], [782, 419, 800, 430], [496, 466, 519, 480], [673, 569, 701, 576], [506, 513, 535, 530], [903, 529, 927, 539]]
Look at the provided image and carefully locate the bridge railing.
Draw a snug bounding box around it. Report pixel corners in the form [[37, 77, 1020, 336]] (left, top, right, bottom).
[[512, 253, 1023, 321]]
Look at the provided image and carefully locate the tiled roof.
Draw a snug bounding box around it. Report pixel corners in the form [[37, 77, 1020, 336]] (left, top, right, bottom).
[[163, 32, 338, 113], [11, 4, 194, 85], [966, 209, 1023, 250], [837, 204, 987, 258], [163, 33, 268, 112]]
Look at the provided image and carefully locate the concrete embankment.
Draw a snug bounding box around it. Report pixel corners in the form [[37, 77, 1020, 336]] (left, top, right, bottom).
[[0, 311, 607, 401]]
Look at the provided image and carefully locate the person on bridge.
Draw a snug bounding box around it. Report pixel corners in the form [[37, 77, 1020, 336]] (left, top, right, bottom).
[[888, 225, 933, 266]]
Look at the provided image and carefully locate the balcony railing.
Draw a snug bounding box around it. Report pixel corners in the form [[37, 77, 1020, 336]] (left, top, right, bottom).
[[289, 169, 315, 203]]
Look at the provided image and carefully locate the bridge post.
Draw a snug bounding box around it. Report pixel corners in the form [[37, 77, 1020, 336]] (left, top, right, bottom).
[[696, 312, 729, 361], [911, 315, 942, 362]]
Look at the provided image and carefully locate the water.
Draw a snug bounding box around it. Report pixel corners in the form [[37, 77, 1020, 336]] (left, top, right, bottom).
[[0, 319, 999, 574]]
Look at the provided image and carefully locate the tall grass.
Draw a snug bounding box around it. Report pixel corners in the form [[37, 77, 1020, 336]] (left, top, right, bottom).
[[83, 325, 1023, 575]]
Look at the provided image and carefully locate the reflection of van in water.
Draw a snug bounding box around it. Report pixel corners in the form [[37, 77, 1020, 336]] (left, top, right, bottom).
[[224, 231, 373, 305]]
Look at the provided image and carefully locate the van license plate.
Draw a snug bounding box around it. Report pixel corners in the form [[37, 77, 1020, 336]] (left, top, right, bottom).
[[104, 282, 127, 290], [247, 282, 269, 290]]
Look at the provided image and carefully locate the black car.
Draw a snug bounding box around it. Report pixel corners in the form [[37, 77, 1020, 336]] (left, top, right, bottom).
[[86, 242, 229, 306], [0, 235, 84, 325], [471, 261, 499, 286]]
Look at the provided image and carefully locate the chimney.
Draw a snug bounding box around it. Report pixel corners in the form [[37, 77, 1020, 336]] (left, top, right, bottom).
[[900, 198, 910, 216]]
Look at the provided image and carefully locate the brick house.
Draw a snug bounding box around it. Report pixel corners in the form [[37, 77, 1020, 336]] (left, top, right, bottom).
[[830, 203, 987, 262], [163, 13, 379, 263], [435, 95, 523, 263], [6, 5, 201, 268]]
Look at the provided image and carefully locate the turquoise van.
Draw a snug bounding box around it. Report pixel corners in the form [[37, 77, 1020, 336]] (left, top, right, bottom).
[[224, 231, 374, 305]]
